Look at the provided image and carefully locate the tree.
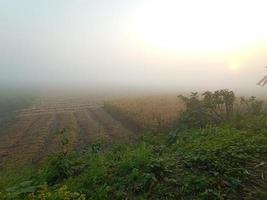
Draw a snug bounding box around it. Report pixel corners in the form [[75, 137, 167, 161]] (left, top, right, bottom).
[[178, 90, 236, 128], [178, 92, 212, 128], [240, 96, 263, 115]]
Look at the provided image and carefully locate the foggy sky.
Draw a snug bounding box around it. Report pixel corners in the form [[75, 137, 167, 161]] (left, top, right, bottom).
[[1, 0, 267, 96]]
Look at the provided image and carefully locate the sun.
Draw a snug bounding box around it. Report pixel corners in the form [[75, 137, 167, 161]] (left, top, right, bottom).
[[229, 63, 240, 71]]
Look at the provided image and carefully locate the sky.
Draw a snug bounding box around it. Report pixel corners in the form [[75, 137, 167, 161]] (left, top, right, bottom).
[[1, 0, 267, 95]]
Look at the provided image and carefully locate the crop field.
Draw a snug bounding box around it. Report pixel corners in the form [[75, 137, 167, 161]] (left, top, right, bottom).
[[104, 95, 184, 132], [0, 94, 184, 165], [0, 96, 134, 164]]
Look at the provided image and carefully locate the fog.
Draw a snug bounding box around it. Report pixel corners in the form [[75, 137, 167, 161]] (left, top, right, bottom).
[[1, 0, 267, 96]]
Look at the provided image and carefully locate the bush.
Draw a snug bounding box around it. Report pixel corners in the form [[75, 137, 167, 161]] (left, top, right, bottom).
[[27, 185, 85, 200], [178, 90, 236, 128], [178, 90, 264, 129]]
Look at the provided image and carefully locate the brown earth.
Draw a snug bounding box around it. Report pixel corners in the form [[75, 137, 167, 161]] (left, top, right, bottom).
[[0, 97, 133, 165]]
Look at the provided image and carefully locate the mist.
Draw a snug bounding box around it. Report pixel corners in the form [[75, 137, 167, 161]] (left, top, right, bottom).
[[1, 0, 267, 97]]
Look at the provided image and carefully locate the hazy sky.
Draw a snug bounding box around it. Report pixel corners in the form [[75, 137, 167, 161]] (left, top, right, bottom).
[[1, 0, 267, 94]]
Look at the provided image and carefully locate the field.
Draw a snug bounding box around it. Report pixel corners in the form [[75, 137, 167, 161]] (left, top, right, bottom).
[[0, 94, 183, 164], [104, 95, 184, 132], [0, 95, 136, 164], [0, 92, 34, 130], [0, 92, 266, 199]]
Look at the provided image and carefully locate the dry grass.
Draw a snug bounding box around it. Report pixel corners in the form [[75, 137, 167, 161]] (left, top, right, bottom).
[[104, 94, 184, 132]]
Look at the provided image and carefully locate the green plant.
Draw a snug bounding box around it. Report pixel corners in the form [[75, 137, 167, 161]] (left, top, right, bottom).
[[37, 129, 85, 185], [27, 184, 85, 200]]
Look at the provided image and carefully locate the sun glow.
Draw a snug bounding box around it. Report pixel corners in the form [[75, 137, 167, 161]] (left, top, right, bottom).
[[229, 63, 240, 71], [129, 0, 267, 57]]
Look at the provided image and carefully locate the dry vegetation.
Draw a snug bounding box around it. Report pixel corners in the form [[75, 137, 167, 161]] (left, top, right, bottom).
[[0, 94, 184, 165], [104, 95, 184, 132], [0, 97, 133, 165]]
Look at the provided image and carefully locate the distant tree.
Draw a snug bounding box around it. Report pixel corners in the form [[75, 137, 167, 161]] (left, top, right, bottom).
[[178, 89, 236, 128], [178, 92, 211, 128], [202, 89, 235, 121], [240, 96, 263, 115]]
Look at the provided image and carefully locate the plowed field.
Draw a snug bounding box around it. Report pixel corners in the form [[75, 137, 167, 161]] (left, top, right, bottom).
[[0, 97, 132, 164]]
